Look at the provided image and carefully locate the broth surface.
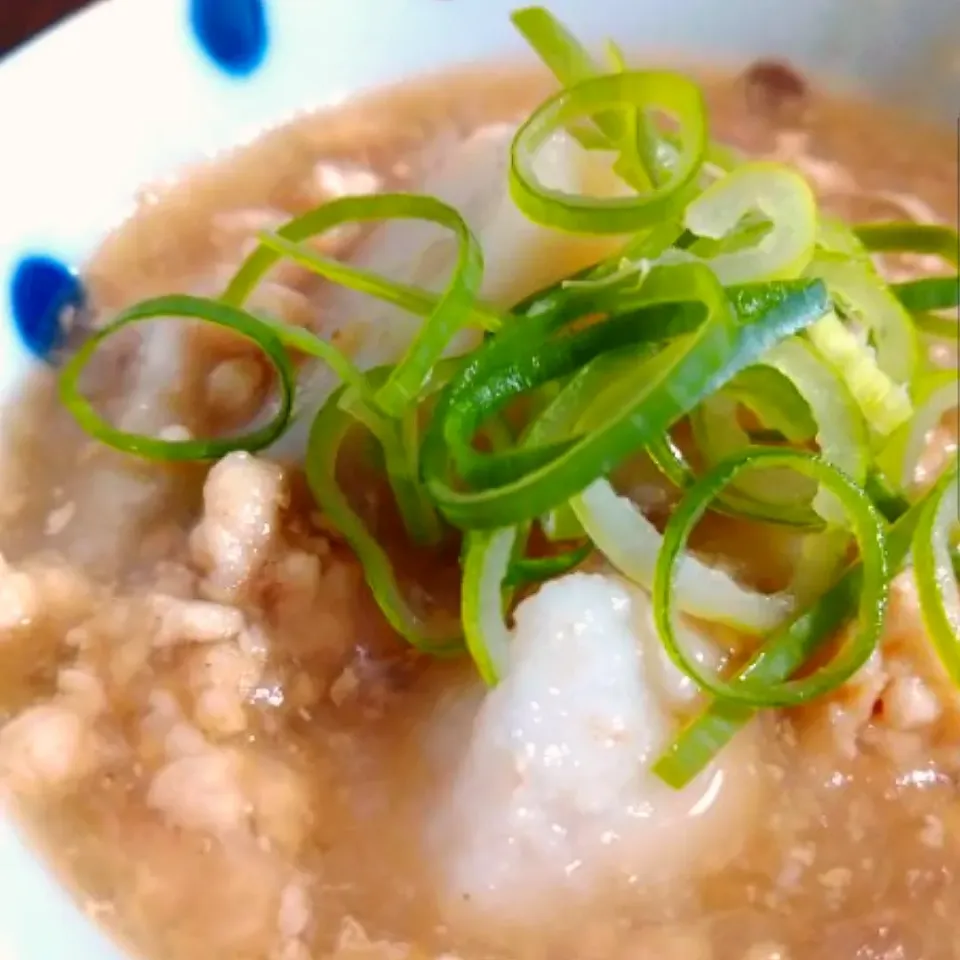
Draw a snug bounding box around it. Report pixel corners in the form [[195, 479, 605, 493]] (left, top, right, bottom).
[[0, 62, 958, 960]]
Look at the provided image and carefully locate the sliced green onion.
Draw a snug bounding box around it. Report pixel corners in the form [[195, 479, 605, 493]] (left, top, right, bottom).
[[271, 322, 448, 545], [511, 7, 600, 82], [510, 5, 617, 152], [458, 361, 598, 682], [503, 541, 593, 588], [509, 71, 707, 234], [645, 431, 692, 490], [509, 221, 682, 320], [817, 217, 872, 260], [304, 383, 461, 655], [273, 326, 441, 543], [757, 337, 869, 524], [691, 338, 869, 528], [573, 478, 794, 632], [806, 253, 918, 385], [461, 527, 519, 684], [429, 280, 717, 495], [434, 274, 824, 504], [877, 369, 959, 489], [692, 391, 818, 527], [683, 162, 817, 283], [914, 312, 960, 341], [806, 310, 912, 437], [866, 469, 912, 522], [914, 467, 960, 681], [788, 526, 853, 608], [254, 229, 502, 333], [449, 305, 695, 489], [531, 347, 645, 538], [221, 193, 484, 416], [723, 363, 817, 441], [541, 506, 586, 541], [655, 482, 932, 789], [425, 265, 829, 530], [893, 276, 960, 313], [652, 448, 888, 707], [855, 222, 959, 266], [338, 387, 441, 546], [60, 294, 295, 460], [254, 313, 372, 403], [511, 6, 680, 191], [605, 39, 664, 191], [458, 338, 629, 681]]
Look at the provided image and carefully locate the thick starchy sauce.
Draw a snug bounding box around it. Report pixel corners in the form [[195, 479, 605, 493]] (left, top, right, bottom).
[[0, 63, 957, 960]]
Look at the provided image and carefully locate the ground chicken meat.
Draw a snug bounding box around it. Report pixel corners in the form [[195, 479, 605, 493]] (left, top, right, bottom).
[[148, 749, 250, 835], [150, 595, 247, 647], [0, 556, 39, 632], [189, 629, 267, 737], [191, 453, 288, 603], [801, 571, 960, 756], [0, 556, 93, 636], [0, 702, 100, 797], [881, 675, 942, 731], [245, 753, 315, 855], [326, 918, 411, 960]]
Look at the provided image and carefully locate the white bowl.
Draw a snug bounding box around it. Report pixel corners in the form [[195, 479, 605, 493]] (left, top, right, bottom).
[[0, 1, 956, 958]]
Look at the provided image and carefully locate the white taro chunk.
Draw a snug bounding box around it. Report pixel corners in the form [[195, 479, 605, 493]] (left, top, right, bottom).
[[273, 125, 628, 459], [430, 573, 763, 937]]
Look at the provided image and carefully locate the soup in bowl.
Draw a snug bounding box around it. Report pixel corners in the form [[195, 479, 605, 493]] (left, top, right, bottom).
[[0, 2, 958, 959]]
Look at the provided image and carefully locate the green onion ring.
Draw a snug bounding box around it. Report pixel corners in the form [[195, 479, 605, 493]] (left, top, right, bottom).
[[652, 448, 889, 707], [694, 337, 869, 527], [512, 6, 668, 187], [913, 466, 960, 682], [304, 383, 462, 655], [509, 71, 707, 234], [692, 392, 819, 527], [684, 161, 817, 283], [606, 39, 664, 190], [59, 294, 295, 460], [426, 266, 828, 529], [221, 192, 484, 416], [645, 432, 692, 489], [654, 486, 929, 788]]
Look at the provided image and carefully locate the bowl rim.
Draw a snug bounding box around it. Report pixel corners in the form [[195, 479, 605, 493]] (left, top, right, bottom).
[[0, 2, 957, 959]]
